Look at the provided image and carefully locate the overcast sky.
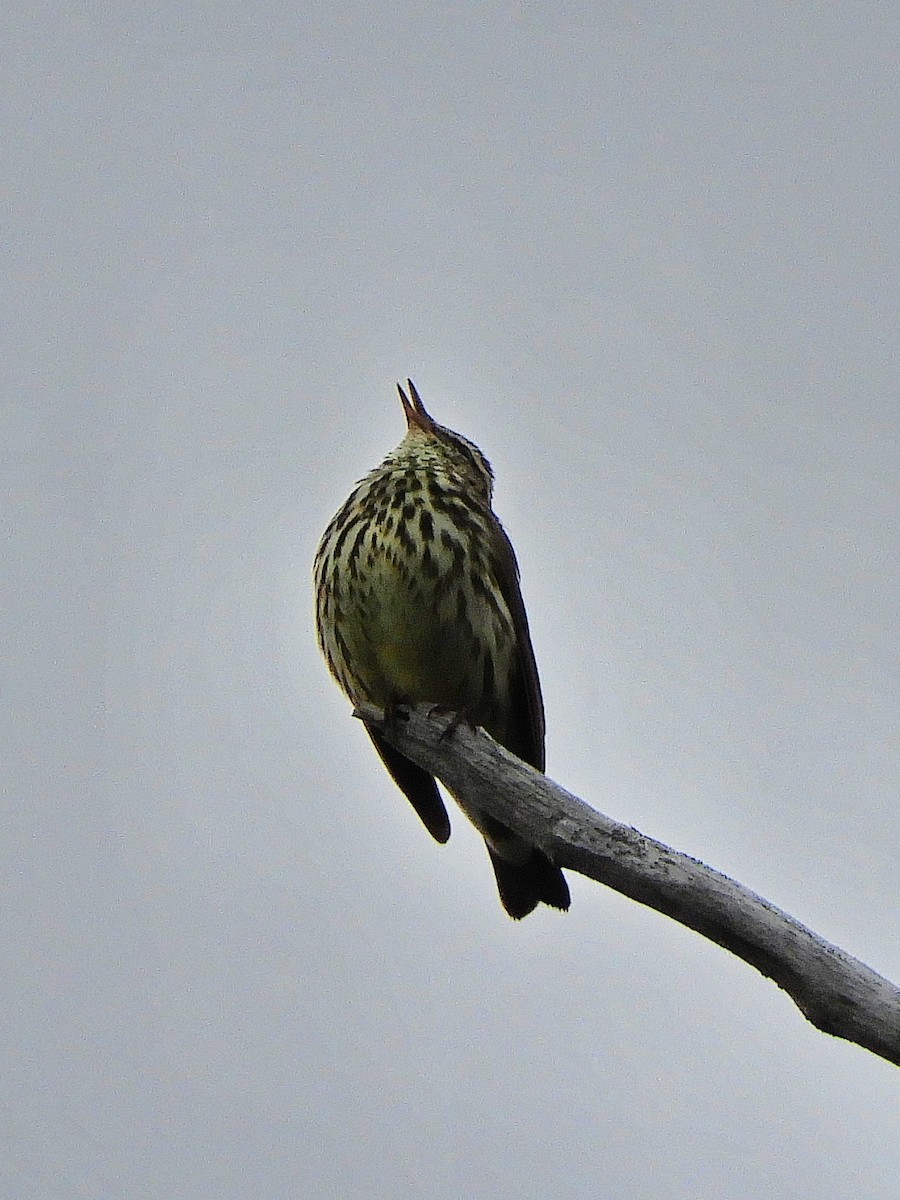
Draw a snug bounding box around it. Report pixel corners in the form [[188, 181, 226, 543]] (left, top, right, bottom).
[[4, 3, 899, 1197]]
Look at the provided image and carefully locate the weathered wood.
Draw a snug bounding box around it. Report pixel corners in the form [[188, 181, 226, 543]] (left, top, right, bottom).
[[354, 701, 900, 1069]]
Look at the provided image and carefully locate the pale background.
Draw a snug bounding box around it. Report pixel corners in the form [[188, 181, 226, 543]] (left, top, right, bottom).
[[4, 3, 899, 1197]]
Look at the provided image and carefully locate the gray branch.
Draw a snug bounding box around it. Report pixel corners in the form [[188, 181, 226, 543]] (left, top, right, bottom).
[[354, 701, 900, 1069]]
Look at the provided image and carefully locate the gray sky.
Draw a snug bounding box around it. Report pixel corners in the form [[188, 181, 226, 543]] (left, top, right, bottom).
[[5, 3, 899, 1196]]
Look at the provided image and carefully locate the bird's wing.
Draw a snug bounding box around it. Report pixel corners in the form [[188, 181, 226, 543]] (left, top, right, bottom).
[[366, 726, 451, 843], [488, 517, 546, 772]]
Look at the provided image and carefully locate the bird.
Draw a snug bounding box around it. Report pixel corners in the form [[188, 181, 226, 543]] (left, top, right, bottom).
[[313, 380, 569, 918]]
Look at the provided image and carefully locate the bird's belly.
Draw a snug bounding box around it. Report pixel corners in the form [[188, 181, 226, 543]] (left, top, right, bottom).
[[369, 631, 462, 705], [359, 596, 472, 706], [339, 557, 505, 712]]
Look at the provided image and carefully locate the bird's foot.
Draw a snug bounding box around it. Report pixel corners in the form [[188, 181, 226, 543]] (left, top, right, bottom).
[[427, 705, 475, 743]]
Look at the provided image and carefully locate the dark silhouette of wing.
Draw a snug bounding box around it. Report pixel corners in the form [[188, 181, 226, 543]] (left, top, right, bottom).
[[489, 517, 545, 770], [482, 515, 569, 917], [366, 727, 451, 844]]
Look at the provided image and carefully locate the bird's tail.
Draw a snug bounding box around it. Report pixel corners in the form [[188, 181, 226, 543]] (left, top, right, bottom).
[[486, 844, 570, 919]]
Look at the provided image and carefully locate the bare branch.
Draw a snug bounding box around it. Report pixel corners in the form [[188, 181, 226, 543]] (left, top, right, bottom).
[[354, 701, 900, 1069]]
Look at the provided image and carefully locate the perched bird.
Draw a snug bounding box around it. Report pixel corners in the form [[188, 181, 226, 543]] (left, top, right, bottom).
[[314, 380, 569, 918]]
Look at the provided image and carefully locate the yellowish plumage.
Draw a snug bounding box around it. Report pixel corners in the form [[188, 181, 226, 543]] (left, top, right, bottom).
[[313, 381, 570, 918]]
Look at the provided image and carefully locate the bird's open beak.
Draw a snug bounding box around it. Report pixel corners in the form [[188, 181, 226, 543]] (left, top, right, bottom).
[[397, 379, 435, 432]]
